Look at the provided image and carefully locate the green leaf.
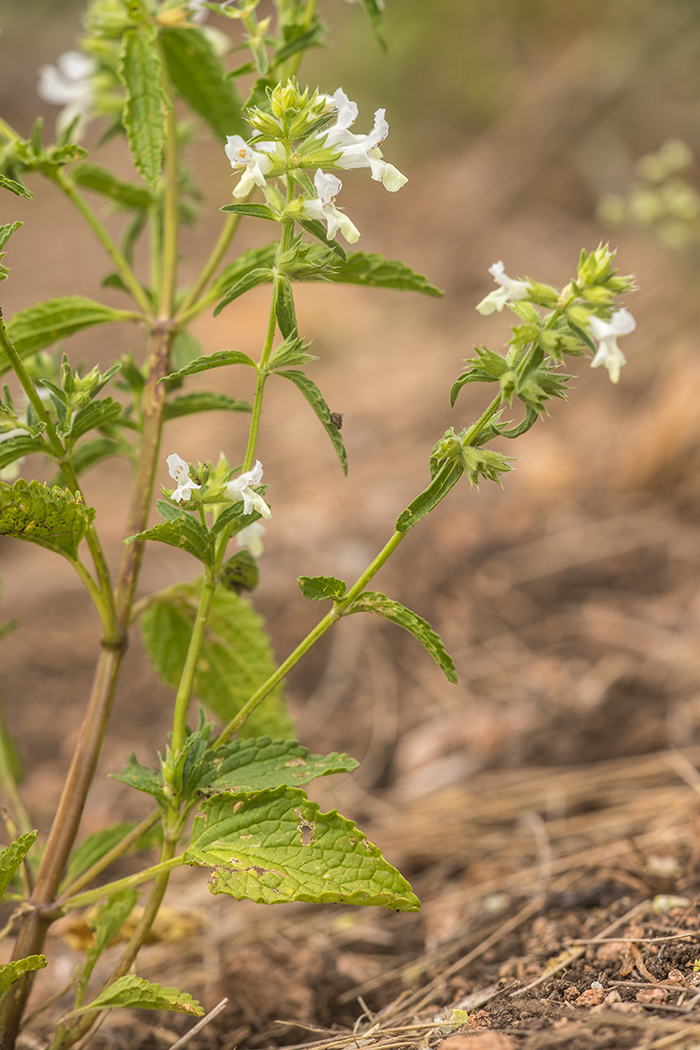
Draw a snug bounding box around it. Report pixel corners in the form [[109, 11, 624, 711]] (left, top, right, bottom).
[[276, 370, 347, 475], [0, 480, 95, 560], [274, 275, 297, 337], [1, 297, 137, 373], [396, 461, 464, 533], [0, 435, 47, 471], [274, 20, 325, 64], [111, 754, 169, 807], [73, 975, 203, 1016], [71, 163, 153, 210], [83, 890, 138, 988], [329, 252, 442, 297], [0, 957, 46, 1000], [164, 392, 252, 421], [298, 218, 346, 259], [67, 398, 123, 444], [220, 549, 259, 594], [139, 582, 293, 738], [268, 333, 315, 370], [355, 0, 387, 50], [185, 787, 420, 910], [348, 592, 457, 683], [298, 575, 346, 602], [64, 823, 146, 888], [0, 221, 22, 282], [204, 737, 358, 794], [0, 174, 32, 200], [212, 267, 274, 317], [126, 516, 214, 567], [0, 831, 37, 898], [119, 25, 167, 191], [208, 244, 276, 303], [162, 349, 256, 383], [220, 203, 279, 222], [53, 436, 127, 484], [161, 27, 246, 142], [450, 347, 508, 408]]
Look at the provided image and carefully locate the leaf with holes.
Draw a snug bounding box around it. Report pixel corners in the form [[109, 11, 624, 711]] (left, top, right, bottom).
[[0, 956, 46, 1000], [203, 737, 358, 794], [185, 787, 420, 910], [0, 481, 95, 560]]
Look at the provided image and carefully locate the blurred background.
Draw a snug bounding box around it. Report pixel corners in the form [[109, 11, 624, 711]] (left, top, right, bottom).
[[3, 0, 700, 1039]]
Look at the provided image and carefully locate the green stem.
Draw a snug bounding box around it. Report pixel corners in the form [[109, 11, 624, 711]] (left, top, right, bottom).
[[171, 573, 217, 756], [241, 295, 277, 474], [50, 171, 154, 318], [54, 855, 183, 915], [214, 529, 405, 746], [175, 212, 242, 322], [58, 812, 160, 901], [158, 100, 180, 321]]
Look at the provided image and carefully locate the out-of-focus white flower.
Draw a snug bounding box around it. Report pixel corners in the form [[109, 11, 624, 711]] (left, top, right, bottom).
[[236, 521, 266, 558], [322, 89, 407, 192], [588, 308, 636, 384], [476, 261, 530, 315], [302, 169, 360, 243], [225, 460, 271, 518], [224, 136, 278, 198], [188, 0, 208, 23], [167, 453, 201, 503], [37, 51, 95, 138]]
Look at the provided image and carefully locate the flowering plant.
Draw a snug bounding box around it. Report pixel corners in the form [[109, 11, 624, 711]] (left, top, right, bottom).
[[0, 1, 636, 1047]]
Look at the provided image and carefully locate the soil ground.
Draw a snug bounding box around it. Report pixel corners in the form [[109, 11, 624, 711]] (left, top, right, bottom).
[[5, 4, 700, 1049]]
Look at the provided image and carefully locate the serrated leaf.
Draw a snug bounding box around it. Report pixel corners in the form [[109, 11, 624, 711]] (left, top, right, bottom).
[[126, 517, 214, 567], [185, 787, 420, 911], [0, 222, 21, 253], [204, 737, 358, 794], [0, 434, 47, 470], [1, 297, 137, 373], [119, 25, 167, 191], [268, 333, 315, 370], [71, 163, 153, 210], [161, 27, 246, 142], [348, 592, 457, 683], [0, 174, 32, 200], [212, 267, 274, 317], [111, 754, 168, 806], [68, 398, 123, 444], [0, 480, 95, 560], [276, 370, 347, 475], [329, 252, 442, 297], [139, 582, 293, 738], [297, 575, 346, 602], [73, 975, 203, 1016], [220, 203, 279, 222], [396, 461, 464, 533], [162, 349, 256, 383], [164, 392, 252, 421], [0, 831, 37, 898], [0, 956, 46, 1000], [208, 244, 276, 303]]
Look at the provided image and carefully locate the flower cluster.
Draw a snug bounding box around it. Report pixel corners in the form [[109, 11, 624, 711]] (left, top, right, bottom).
[[37, 50, 95, 138], [225, 85, 407, 244]]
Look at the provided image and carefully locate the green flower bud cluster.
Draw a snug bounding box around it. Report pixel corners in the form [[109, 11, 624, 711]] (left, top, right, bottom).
[[598, 138, 700, 250]]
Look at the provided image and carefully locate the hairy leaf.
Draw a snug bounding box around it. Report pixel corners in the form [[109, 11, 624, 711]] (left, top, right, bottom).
[[185, 787, 420, 910], [119, 25, 167, 191], [0, 956, 46, 1000], [348, 592, 457, 683], [0, 831, 37, 898], [111, 754, 168, 807], [161, 27, 246, 141], [395, 461, 464, 533], [0, 174, 32, 200], [126, 517, 214, 567], [164, 392, 252, 421], [297, 575, 346, 602], [0, 480, 95, 560], [71, 163, 153, 210], [204, 737, 358, 794], [273, 275, 297, 337], [162, 349, 256, 383], [212, 267, 274, 317], [139, 583, 292, 738], [329, 252, 442, 297], [1, 297, 137, 372], [275, 370, 347, 474], [73, 975, 203, 1016]]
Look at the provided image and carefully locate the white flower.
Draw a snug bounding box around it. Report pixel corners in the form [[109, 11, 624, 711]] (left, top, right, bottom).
[[188, 0, 208, 23], [236, 521, 266, 558], [224, 136, 277, 198], [225, 460, 272, 518], [476, 261, 530, 315], [322, 89, 407, 192], [167, 452, 200, 503], [37, 51, 95, 138], [587, 308, 636, 384], [302, 170, 360, 243]]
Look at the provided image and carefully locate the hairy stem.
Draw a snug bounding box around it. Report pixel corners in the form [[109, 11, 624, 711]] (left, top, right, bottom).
[[170, 573, 217, 756], [176, 212, 242, 322]]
